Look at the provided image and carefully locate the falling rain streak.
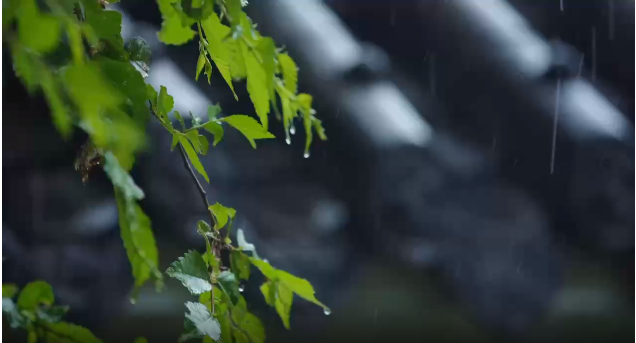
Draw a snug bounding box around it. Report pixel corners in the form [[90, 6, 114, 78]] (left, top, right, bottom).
[[429, 54, 436, 97], [591, 26, 597, 81], [560, 0, 564, 11], [577, 53, 585, 78], [550, 78, 561, 175], [608, 0, 614, 40]]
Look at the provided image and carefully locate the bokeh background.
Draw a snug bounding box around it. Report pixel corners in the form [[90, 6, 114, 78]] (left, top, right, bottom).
[[3, 0, 634, 342]]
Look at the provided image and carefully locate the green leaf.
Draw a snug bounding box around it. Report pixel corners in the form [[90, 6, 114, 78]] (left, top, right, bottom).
[[217, 271, 240, 305], [195, 51, 206, 81], [185, 130, 203, 154], [10, 44, 41, 93], [278, 53, 298, 95], [171, 133, 180, 151], [261, 281, 293, 329], [81, 0, 126, 60], [103, 152, 145, 200], [174, 111, 186, 130], [36, 305, 70, 323], [115, 188, 163, 294], [236, 229, 258, 258], [166, 250, 212, 295], [2, 284, 18, 299], [182, 302, 221, 341], [240, 41, 270, 130], [239, 312, 265, 343], [96, 58, 150, 127], [230, 251, 251, 280], [221, 115, 275, 149], [16, 281, 54, 311], [225, 39, 246, 79], [256, 37, 276, 100], [314, 117, 328, 141], [199, 135, 210, 155], [200, 13, 237, 99], [41, 70, 72, 139], [126, 37, 152, 63], [147, 84, 158, 108], [43, 322, 103, 343], [196, 220, 212, 236], [133, 338, 148, 343], [158, 85, 175, 115], [178, 134, 209, 182], [207, 104, 222, 121], [157, 0, 196, 45], [17, 1, 61, 53], [203, 121, 224, 146], [208, 203, 236, 229]]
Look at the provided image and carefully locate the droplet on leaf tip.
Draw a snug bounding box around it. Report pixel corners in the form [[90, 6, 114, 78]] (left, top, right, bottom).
[[323, 308, 331, 315], [263, 259, 269, 263], [303, 152, 310, 158], [130, 298, 137, 305], [238, 285, 245, 293], [290, 125, 296, 135], [285, 137, 291, 145]]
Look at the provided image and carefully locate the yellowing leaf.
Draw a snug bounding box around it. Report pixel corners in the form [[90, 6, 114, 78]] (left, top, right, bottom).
[[221, 115, 275, 149], [200, 14, 237, 99]]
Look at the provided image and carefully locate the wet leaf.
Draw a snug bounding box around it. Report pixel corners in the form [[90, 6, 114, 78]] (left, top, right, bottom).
[[166, 250, 212, 295]]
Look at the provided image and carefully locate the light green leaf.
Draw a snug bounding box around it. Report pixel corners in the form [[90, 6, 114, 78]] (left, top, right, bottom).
[[230, 251, 251, 280], [97, 57, 150, 126], [249, 258, 276, 280], [207, 104, 222, 121], [278, 53, 298, 95], [225, 39, 246, 79], [239, 312, 265, 343], [115, 189, 163, 294], [157, 0, 196, 45], [147, 84, 158, 107], [314, 117, 327, 141], [241, 41, 270, 129], [174, 111, 186, 130], [195, 51, 206, 81], [182, 302, 221, 341], [217, 312, 233, 343], [208, 202, 236, 229], [257, 37, 276, 99], [171, 133, 179, 151], [232, 328, 250, 343], [204, 58, 213, 84], [203, 121, 224, 146], [16, 281, 54, 311], [178, 134, 209, 182], [304, 110, 313, 156], [200, 14, 237, 99], [297, 93, 313, 112], [277, 269, 328, 309], [261, 281, 293, 329], [40, 69, 72, 139], [10, 44, 41, 93], [103, 152, 144, 200], [166, 250, 212, 295], [158, 85, 175, 115], [42, 322, 103, 343], [221, 114, 275, 149], [66, 21, 85, 65], [2, 284, 18, 299]]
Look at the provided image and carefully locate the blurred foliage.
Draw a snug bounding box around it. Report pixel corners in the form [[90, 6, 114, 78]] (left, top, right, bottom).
[[3, 0, 329, 342]]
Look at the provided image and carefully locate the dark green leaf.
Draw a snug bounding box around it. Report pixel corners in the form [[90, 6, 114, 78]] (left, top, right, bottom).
[[2, 284, 18, 299], [178, 134, 209, 182], [196, 220, 212, 236], [126, 37, 152, 63], [203, 121, 224, 146], [240, 41, 270, 130], [43, 322, 103, 343], [230, 251, 251, 280], [217, 271, 240, 305], [133, 338, 148, 343], [200, 13, 237, 99], [96, 58, 150, 127], [147, 84, 158, 107], [166, 250, 212, 295], [182, 302, 221, 341], [208, 202, 236, 229], [81, 0, 126, 60], [36, 305, 69, 323], [221, 115, 275, 149], [17, 281, 54, 311], [240, 312, 265, 343]]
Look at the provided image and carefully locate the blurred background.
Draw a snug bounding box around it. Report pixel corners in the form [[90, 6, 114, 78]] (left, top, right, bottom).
[[3, 0, 634, 342]]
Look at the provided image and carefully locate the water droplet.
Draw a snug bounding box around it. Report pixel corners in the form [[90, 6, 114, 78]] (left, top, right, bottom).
[[285, 136, 291, 145], [303, 152, 310, 158], [323, 308, 331, 315], [290, 125, 296, 135], [263, 259, 269, 263], [130, 298, 137, 305], [238, 285, 245, 292], [310, 109, 316, 115]]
